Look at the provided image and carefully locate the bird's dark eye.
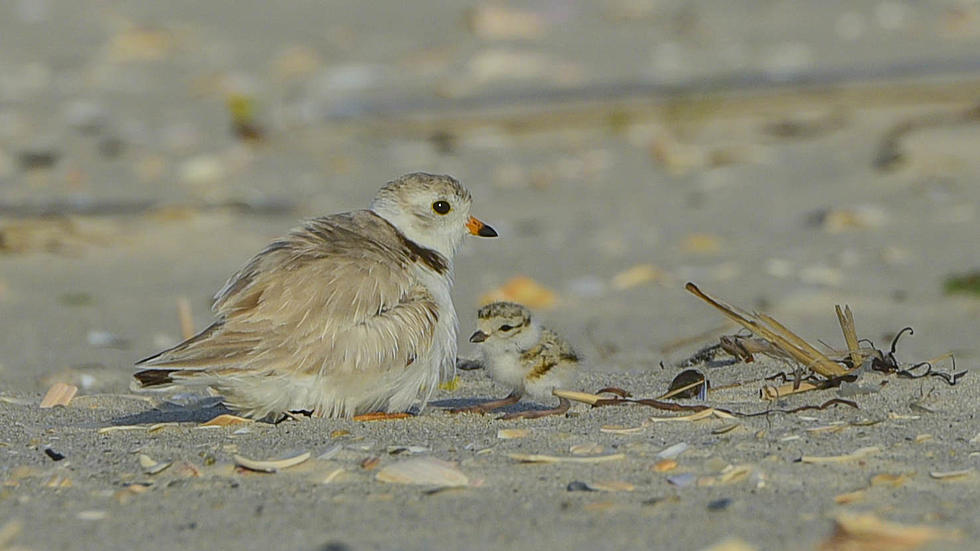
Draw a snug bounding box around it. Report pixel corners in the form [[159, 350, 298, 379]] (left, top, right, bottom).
[[432, 200, 451, 215], [498, 324, 513, 332]]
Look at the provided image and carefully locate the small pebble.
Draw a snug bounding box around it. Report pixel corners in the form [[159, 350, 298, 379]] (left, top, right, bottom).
[[566, 481, 595, 492], [707, 498, 733, 511]]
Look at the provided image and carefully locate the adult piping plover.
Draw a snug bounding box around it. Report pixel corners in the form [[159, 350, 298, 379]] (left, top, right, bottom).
[[453, 301, 579, 419], [134, 172, 497, 420]]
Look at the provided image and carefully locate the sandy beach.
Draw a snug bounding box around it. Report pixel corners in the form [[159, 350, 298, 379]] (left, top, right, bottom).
[[1, 2, 978, 549]]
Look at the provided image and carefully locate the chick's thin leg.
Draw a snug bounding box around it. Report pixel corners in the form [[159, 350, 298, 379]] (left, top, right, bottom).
[[449, 390, 521, 414], [497, 396, 571, 420]]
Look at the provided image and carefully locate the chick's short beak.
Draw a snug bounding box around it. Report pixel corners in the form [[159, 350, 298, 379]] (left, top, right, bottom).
[[469, 330, 488, 343], [466, 216, 498, 237]]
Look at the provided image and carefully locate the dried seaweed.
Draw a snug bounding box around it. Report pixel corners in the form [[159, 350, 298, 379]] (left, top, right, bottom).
[[683, 283, 966, 394], [561, 388, 857, 418]]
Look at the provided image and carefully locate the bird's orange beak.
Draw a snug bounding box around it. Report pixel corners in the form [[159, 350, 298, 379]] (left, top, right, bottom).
[[466, 216, 498, 237]]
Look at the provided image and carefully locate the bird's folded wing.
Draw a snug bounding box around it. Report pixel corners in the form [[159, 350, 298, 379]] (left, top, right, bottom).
[[137, 213, 439, 376]]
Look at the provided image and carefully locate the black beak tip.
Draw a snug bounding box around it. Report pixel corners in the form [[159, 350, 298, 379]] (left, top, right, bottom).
[[477, 224, 498, 238], [469, 330, 488, 343]]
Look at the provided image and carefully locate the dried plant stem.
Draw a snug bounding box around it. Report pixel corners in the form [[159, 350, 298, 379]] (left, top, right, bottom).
[[685, 283, 847, 377]]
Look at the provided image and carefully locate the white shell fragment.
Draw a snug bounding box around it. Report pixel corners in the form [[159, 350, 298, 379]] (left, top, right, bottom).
[[233, 451, 311, 473], [507, 453, 625, 464], [799, 446, 879, 464], [656, 442, 689, 460], [497, 429, 530, 439], [375, 457, 470, 487], [138, 454, 172, 475], [929, 469, 973, 480]]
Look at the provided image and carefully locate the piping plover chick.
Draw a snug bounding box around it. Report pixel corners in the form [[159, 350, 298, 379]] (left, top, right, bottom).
[[454, 301, 579, 420], [134, 172, 497, 420]]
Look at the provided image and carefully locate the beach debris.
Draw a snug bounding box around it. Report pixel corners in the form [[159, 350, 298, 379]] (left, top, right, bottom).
[[686, 283, 847, 378], [873, 102, 980, 171], [928, 469, 973, 480], [375, 457, 470, 487], [39, 383, 77, 408], [386, 445, 429, 456], [43, 473, 72, 488], [439, 376, 461, 391], [497, 429, 529, 439], [684, 283, 965, 398], [317, 467, 347, 484], [652, 459, 677, 472], [227, 93, 266, 142], [466, 3, 546, 40], [661, 369, 708, 400], [799, 446, 879, 464], [870, 473, 911, 487], [139, 454, 172, 475], [707, 498, 733, 511], [480, 276, 558, 309], [114, 483, 151, 504], [86, 330, 129, 349], [567, 480, 634, 492], [360, 457, 381, 470], [569, 443, 603, 456], [317, 444, 343, 461], [233, 451, 310, 473], [820, 513, 961, 550], [507, 453, 625, 464], [943, 270, 980, 297], [43, 448, 65, 461], [811, 205, 888, 233], [712, 423, 742, 435], [0, 520, 24, 550], [566, 481, 594, 492], [834, 489, 867, 504], [666, 473, 695, 487], [611, 263, 667, 290], [656, 442, 689, 460], [76, 510, 107, 521], [697, 537, 758, 551], [200, 414, 252, 427]]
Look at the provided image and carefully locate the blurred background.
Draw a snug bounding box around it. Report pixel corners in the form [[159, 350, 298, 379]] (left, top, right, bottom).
[[1, 0, 979, 395]]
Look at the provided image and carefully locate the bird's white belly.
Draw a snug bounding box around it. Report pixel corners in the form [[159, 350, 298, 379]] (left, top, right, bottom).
[[486, 353, 527, 392], [415, 267, 458, 389]]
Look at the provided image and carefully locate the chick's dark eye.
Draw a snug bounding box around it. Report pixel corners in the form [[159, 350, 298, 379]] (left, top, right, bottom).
[[498, 324, 513, 332], [432, 200, 451, 215]]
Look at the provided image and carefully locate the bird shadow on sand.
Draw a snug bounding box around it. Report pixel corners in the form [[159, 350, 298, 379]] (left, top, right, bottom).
[[110, 397, 232, 426], [430, 397, 550, 414]]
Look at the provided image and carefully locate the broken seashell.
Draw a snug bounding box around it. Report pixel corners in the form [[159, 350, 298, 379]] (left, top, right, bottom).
[[497, 429, 529, 439], [799, 446, 879, 464], [585, 480, 635, 492], [507, 453, 625, 464], [375, 457, 470, 487], [233, 451, 310, 473], [656, 442, 689, 460], [569, 443, 603, 456], [929, 469, 973, 480], [40, 383, 77, 408], [138, 454, 172, 475], [200, 414, 253, 427]]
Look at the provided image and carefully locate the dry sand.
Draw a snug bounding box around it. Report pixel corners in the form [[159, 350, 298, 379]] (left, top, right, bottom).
[[1, 1, 978, 550]]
